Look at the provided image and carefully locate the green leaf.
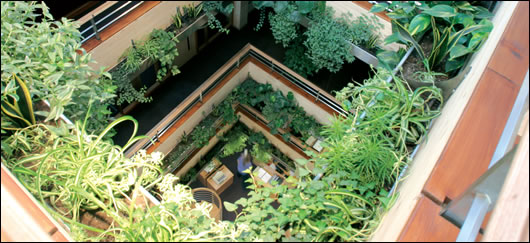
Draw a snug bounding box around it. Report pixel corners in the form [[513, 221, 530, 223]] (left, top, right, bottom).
[[449, 44, 471, 60], [370, 3, 388, 13], [474, 6, 494, 19], [421, 5, 457, 18], [468, 32, 487, 50], [296, 1, 314, 14], [274, 1, 288, 13], [223, 201, 238, 212], [445, 58, 465, 72], [288, 10, 301, 22], [235, 197, 248, 207], [455, 1, 475, 11], [295, 158, 308, 166], [44, 72, 64, 85], [455, 13, 474, 27], [408, 14, 431, 36], [298, 167, 309, 177], [394, 20, 427, 69]]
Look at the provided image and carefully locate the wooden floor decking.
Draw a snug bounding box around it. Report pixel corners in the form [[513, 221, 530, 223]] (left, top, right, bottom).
[[399, 2, 529, 241]]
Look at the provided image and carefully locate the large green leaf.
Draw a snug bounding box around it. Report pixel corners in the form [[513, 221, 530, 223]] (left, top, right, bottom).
[[421, 5, 457, 18], [295, 1, 314, 14], [224, 201, 238, 212], [474, 6, 494, 19], [376, 49, 401, 71], [454, 13, 474, 27], [369, 3, 388, 13], [449, 44, 471, 60], [455, 1, 476, 11], [13, 74, 36, 125], [273, 1, 288, 13], [394, 20, 427, 68], [408, 14, 431, 36], [445, 58, 465, 72], [1, 74, 36, 130]]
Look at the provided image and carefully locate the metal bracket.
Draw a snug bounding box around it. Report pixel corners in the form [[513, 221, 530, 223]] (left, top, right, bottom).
[[90, 15, 100, 40]]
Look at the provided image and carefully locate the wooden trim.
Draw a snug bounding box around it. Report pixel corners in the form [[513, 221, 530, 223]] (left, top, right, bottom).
[[81, 1, 161, 52], [1, 164, 72, 242], [352, 1, 391, 22]]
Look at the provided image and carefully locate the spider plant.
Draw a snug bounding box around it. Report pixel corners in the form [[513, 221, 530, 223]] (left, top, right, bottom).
[[4, 110, 163, 232]]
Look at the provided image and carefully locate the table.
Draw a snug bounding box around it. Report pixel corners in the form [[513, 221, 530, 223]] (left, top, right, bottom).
[[206, 165, 234, 195], [198, 158, 222, 186]]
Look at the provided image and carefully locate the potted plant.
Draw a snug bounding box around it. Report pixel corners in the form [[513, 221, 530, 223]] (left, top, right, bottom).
[[372, 1, 494, 97]]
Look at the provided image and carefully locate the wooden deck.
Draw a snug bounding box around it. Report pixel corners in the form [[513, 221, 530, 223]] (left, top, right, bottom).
[[399, 2, 529, 241]]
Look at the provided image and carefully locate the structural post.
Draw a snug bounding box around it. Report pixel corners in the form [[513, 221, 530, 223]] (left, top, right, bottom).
[[233, 1, 249, 30]]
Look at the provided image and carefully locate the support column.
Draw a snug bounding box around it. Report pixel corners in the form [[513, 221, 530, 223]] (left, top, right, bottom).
[[233, 1, 249, 30]]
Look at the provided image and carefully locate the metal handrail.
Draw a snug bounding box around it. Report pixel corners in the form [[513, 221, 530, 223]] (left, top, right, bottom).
[[80, 1, 144, 43], [443, 70, 529, 242]]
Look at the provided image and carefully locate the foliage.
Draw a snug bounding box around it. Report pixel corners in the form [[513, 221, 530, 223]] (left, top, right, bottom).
[[221, 131, 248, 158], [335, 68, 443, 155], [251, 143, 272, 163], [1, 1, 116, 135], [303, 7, 355, 73], [203, 1, 233, 34], [372, 1, 494, 73], [172, 7, 183, 29], [113, 28, 180, 106], [1, 74, 36, 132], [182, 3, 203, 19], [112, 64, 152, 106], [234, 79, 321, 144], [173, 3, 204, 31], [290, 106, 321, 142], [2, 114, 163, 224], [283, 35, 318, 78], [212, 94, 238, 126], [2, 113, 244, 241], [190, 115, 218, 148], [350, 14, 384, 51], [268, 6, 299, 48]]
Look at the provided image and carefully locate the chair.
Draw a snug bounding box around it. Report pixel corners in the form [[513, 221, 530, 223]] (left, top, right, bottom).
[[192, 187, 222, 221]]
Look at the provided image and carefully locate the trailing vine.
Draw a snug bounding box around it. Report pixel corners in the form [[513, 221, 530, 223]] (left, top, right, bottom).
[[112, 28, 180, 106], [203, 1, 234, 34]]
